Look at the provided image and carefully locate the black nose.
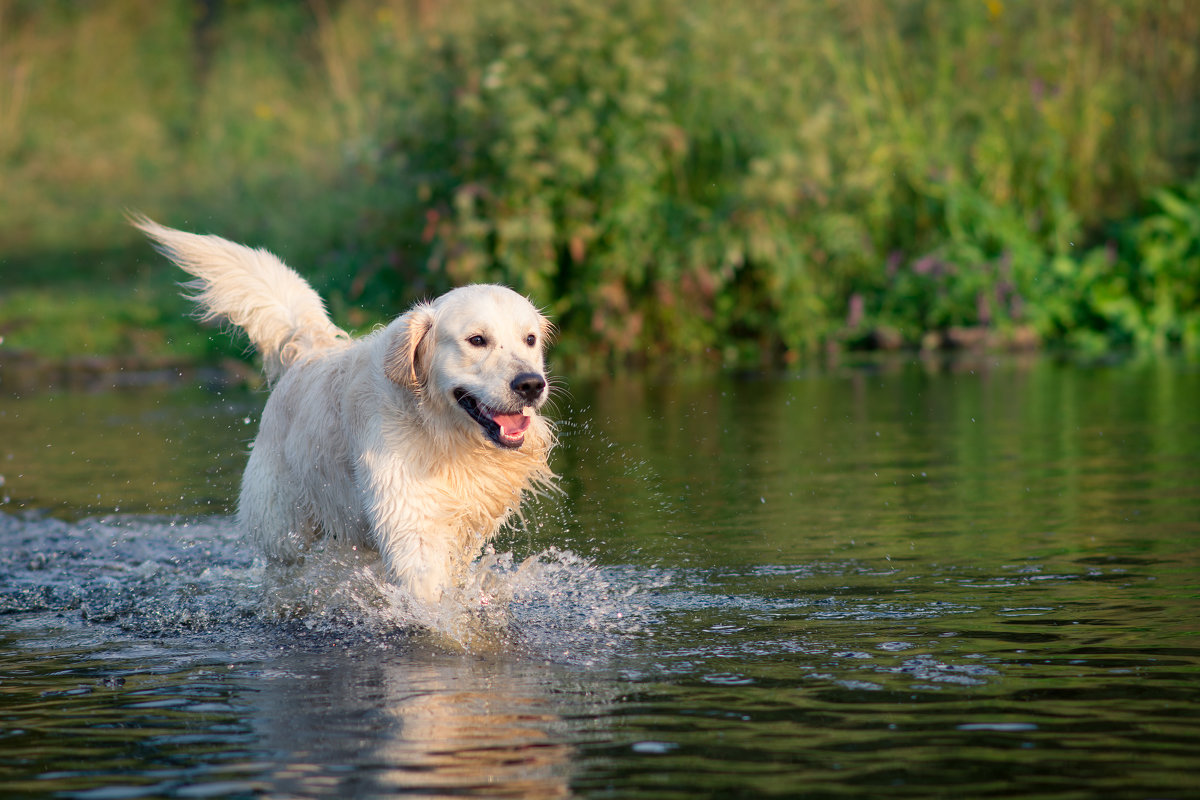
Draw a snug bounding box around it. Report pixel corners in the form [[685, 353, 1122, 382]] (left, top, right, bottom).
[[511, 372, 546, 402]]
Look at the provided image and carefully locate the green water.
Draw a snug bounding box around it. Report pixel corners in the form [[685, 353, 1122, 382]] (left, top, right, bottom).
[[1, 357, 1197, 798]]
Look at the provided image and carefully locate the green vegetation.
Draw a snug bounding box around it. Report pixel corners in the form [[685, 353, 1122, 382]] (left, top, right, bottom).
[[1, 0, 1198, 370]]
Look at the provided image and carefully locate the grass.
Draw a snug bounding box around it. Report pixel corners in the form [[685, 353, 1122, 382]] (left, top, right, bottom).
[[0, 280, 233, 362]]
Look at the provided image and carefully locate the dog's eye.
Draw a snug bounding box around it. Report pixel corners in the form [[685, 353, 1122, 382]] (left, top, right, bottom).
[[525, 334, 537, 347], [467, 334, 488, 348]]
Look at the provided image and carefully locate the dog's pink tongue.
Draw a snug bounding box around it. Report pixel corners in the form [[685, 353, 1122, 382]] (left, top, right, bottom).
[[495, 409, 532, 438]]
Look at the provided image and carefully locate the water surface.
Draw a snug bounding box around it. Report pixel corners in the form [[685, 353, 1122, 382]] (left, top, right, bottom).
[[2, 357, 1198, 798]]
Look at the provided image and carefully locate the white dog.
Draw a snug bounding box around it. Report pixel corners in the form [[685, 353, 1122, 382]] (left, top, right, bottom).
[[133, 217, 556, 605]]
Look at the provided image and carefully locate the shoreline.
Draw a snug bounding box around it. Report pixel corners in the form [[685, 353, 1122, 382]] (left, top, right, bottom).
[[0, 349, 260, 395]]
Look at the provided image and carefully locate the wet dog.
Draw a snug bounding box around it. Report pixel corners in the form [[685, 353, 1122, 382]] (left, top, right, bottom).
[[134, 217, 555, 605]]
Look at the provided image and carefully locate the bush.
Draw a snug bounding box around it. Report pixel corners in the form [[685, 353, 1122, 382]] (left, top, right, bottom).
[[338, 0, 1199, 365], [1059, 175, 1200, 355]]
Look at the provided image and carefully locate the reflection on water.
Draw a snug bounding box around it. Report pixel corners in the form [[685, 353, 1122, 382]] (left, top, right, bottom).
[[1, 357, 1198, 798], [252, 650, 579, 799], [0, 629, 589, 799]]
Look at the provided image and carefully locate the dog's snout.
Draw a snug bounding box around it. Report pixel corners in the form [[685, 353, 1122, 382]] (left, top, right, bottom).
[[511, 372, 546, 402]]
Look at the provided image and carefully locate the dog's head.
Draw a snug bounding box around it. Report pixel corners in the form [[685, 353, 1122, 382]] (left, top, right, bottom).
[[385, 285, 553, 450]]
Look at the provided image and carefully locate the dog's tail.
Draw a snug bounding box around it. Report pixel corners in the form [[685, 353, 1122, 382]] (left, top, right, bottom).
[[132, 215, 348, 382]]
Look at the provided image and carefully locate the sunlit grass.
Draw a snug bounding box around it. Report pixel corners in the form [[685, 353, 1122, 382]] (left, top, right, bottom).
[[0, 285, 220, 361]]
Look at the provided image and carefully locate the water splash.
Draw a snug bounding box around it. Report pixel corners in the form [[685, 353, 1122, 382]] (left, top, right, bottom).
[[0, 511, 655, 663], [253, 537, 658, 660]]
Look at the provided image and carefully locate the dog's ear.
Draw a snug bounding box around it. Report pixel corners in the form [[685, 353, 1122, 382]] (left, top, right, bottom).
[[538, 313, 557, 348], [384, 306, 434, 389]]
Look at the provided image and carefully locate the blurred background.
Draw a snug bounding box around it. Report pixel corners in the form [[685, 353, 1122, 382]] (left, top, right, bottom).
[[1, 0, 1198, 374]]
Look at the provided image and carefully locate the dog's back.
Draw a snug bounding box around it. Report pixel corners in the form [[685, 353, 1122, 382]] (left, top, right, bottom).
[[132, 216, 348, 382]]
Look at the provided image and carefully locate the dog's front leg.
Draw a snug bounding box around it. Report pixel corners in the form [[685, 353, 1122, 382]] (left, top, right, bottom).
[[356, 446, 454, 607], [374, 517, 454, 606]]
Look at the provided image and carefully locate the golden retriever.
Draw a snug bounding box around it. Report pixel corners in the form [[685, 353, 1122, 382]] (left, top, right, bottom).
[[133, 217, 555, 606]]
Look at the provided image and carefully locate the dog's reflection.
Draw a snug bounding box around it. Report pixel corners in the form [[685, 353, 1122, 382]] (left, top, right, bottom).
[[252, 646, 582, 798]]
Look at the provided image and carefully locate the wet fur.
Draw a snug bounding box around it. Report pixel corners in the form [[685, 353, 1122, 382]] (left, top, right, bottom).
[[133, 217, 555, 606]]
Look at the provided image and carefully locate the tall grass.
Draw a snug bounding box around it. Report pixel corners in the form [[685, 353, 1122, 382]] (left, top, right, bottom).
[[1, 0, 1197, 365]]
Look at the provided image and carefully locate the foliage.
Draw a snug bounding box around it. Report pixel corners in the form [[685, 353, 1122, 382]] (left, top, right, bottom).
[[1, 0, 1199, 367], [339, 0, 1200, 365], [1058, 175, 1200, 355]]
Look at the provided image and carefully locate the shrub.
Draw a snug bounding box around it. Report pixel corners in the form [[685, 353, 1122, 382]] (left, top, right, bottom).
[[340, 0, 1199, 364]]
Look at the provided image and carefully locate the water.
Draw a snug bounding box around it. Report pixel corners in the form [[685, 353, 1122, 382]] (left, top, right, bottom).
[[1, 357, 1198, 799]]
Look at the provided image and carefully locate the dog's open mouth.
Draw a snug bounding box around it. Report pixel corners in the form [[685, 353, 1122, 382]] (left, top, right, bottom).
[[453, 389, 533, 449]]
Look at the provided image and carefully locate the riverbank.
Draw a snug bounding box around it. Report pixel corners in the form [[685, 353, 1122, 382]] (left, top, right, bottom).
[[2, 1, 1198, 366], [0, 346, 259, 394]]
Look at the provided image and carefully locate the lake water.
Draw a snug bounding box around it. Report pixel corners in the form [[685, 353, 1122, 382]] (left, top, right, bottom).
[[1, 357, 1198, 799]]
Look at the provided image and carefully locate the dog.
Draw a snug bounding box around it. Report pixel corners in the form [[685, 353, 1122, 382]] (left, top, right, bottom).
[[133, 217, 556, 606]]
